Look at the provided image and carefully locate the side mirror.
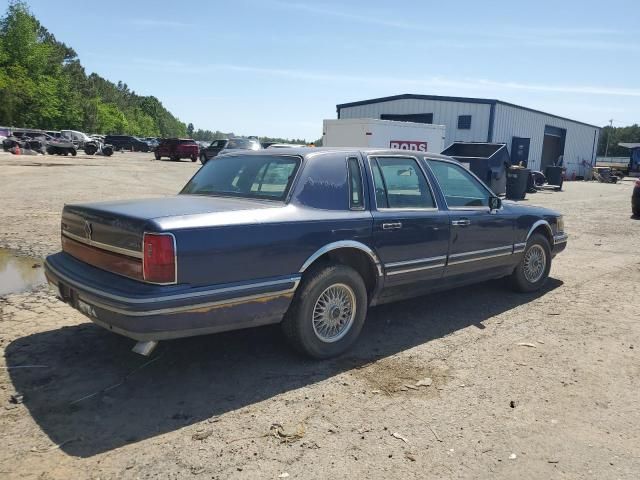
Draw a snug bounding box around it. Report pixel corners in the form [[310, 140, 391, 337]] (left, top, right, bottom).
[[489, 196, 502, 211]]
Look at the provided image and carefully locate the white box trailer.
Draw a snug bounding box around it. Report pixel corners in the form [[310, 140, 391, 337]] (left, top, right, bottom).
[[322, 118, 445, 153]]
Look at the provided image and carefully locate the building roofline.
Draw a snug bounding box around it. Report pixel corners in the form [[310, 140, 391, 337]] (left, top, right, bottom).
[[336, 93, 601, 130]]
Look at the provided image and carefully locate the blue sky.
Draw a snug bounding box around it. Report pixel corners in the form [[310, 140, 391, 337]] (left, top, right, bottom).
[[16, 0, 640, 140]]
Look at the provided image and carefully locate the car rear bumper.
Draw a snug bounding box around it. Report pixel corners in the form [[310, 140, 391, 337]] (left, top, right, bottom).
[[44, 252, 299, 341]]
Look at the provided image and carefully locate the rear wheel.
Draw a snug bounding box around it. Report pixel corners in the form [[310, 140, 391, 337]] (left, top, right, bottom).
[[154, 152, 161, 160], [191, 154, 197, 162], [282, 263, 368, 359], [200, 153, 207, 164], [509, 233, 551, 292], [70, 148, 77, 156]]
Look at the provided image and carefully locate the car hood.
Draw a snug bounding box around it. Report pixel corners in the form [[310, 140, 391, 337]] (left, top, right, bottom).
[[501, 200, 560, 217]]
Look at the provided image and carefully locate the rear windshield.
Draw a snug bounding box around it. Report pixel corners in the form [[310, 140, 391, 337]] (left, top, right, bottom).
[[179, 139, 197, 144], [181, 154, 300, 201]]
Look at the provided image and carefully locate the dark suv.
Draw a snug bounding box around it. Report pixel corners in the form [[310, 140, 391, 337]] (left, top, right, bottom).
[[199, 137, 261, 164], [104, 135, 150, 152]]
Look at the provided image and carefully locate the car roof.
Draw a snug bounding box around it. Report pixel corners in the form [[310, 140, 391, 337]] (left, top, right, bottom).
[[220, 147, 455, 161]]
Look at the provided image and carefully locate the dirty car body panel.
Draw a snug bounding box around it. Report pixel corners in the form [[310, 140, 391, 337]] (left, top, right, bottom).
[[44, 148, 567, 344]]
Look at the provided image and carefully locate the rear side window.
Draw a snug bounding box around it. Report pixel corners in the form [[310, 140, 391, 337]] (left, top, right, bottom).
[[370, 157, 435, 209], [428, 160, 489, 207], [347, 157, 364, 209]]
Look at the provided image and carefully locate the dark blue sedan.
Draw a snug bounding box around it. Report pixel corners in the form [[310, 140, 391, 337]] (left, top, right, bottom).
[[44, 148, 567, 358]]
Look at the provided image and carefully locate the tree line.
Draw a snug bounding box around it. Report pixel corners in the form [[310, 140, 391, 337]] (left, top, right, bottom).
[[597, 124, 640, 157], [0, 1, 186, 137]]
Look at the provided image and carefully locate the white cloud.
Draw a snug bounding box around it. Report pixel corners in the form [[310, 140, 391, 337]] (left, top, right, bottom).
[[131, 58, 640, 98]]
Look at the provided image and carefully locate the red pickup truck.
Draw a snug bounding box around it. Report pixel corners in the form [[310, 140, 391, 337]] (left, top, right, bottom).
[[154, 138, 199, 162]]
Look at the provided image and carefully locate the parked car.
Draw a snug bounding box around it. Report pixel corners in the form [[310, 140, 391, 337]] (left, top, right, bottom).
[[154, 138, 199, 162], [267, 143, 305, 149], [44, 148, 567, 359], [104, 135, 150, 152], [632, 178, 640, 217], [199, 137, 261, 164]]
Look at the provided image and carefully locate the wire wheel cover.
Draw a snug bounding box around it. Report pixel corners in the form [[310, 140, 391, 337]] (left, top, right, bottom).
[[312, 283, 357, 343], [523, 244, 547, 283]]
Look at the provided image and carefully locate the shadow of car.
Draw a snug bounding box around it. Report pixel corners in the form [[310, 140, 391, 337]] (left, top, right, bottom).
[[6, 277, 562, 458]]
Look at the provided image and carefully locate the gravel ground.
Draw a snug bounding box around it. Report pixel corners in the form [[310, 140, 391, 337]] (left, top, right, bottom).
[[1, 151, 639, 479]]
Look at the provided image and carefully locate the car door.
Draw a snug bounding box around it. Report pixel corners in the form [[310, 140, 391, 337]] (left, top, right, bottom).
[[426, 159, 515, 276], [368, 155, 450, 286]]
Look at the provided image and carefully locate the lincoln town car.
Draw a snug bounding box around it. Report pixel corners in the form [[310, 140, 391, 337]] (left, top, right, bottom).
[[44, 148, 567, 358]]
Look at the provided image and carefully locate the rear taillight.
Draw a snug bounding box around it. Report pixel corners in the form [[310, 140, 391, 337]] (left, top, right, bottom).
[[142, 233, 176, 284], [635, 179, 640, 187]]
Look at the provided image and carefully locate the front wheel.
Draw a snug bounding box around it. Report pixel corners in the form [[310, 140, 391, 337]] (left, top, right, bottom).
[[509, 233, 551, 292], [281, 263, 368, 359], [200, 154, 207, 164], [154, 152, 161, 160], [191, 154, 197, 162]]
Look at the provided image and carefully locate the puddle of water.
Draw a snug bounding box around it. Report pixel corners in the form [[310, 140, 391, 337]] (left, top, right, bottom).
[[0, 248, 46, 296]]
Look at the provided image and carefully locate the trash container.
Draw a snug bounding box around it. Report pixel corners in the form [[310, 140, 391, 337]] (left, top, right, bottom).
[[441, 143, 510, 195], [545, 166, 564, 189], [506, 167, 530, 200]]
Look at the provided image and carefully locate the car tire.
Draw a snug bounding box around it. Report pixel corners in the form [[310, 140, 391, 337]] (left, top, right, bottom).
[[70, 148, 77, 156], [191, 155, 197, 162], [633, 206, 640, 217], [281, 263, 368, 359], [154, 152, 161, 160], [171, 155, 179, 162], [200, 154, 207, 164], [509, 233, 552, 293]]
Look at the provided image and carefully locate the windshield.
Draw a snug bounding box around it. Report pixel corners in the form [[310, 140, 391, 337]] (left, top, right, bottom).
[[181, 154, 300, 201]]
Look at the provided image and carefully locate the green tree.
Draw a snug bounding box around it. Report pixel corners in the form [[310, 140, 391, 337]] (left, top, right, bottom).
[[0, 0, 188, 137]]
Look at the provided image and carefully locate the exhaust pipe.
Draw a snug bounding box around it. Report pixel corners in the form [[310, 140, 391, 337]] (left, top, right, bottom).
[[132, 340, 158, 356]]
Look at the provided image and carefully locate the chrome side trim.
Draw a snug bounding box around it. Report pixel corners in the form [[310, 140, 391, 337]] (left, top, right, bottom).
[[386, 263, 446, 276], [78, 288, 296, 317], [45, 259, 300, 305], [514, 242, 527, 253], [385, 255, 447, 268], [62, 230, 143, 259], [554, 233, 568, 245], [449, 245, 513, 259], [300, 241, 383, 277], [525, 220, 553, 242], [447, 245, 514, 266], [447, 251, 512, 265]]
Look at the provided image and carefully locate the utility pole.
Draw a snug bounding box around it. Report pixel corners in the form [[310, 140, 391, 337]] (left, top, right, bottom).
[[604, 119, 614, 159]]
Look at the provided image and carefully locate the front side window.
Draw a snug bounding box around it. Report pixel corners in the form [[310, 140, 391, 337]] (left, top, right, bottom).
[[370, 157, 435, 209], [181, 154, 300, 201], [428, 160, 490, 208]]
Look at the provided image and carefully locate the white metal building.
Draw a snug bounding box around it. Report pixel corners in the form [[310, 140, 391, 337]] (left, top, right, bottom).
[[336, 94, 601, 178]]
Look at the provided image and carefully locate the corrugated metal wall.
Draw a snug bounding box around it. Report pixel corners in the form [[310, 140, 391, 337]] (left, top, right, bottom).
[[339, 99, 600, 178], [339, 99, 492, 147], [492, 103, 600, 178]]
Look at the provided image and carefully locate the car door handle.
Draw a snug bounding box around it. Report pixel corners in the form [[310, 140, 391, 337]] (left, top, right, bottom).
[[382, 222, 403, 230], [451, 219, 471, 226]]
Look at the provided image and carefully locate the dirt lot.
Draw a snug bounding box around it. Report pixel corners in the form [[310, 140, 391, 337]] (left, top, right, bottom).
[[1, 151, 639, 479]]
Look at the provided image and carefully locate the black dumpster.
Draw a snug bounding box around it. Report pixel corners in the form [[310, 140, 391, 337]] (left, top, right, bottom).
[[506, 167, 530, 200], [441, 142, 511, 195], [545, 166, 564, 189]]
